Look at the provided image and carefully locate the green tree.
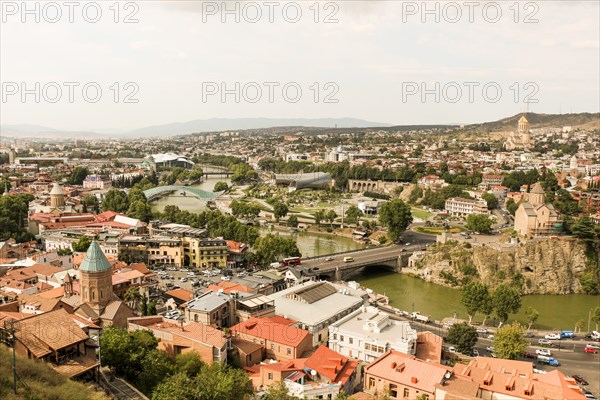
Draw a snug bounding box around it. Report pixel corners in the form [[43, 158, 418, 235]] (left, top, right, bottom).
[[314, 209, 326, 226], [446, 323, 479, 354], [345, 205, 363, 226], [461, 282, 490, 324], [124, 287, 143, 314], [137, 349, 174, 394], [506, 198, 519, 216], [72, 236, 92, 252], [127, 200, 153, 222], [287, 215, 299, 228], [68, 166, 89, 185], [0, 193, 35, 242], [378, 199, 413, 242], [482, 193, 499, 210], [326, 209, 338, 227], [253, 233, 301, 266], [493, 322, 529, 359], [592, 306, 600, 331], [213, 181, 229, 192], [273, 202, 289, 222], [466, 214, 493, 234], [262, 381, 301, 399], [100, 327, 159, 380], [101, 189, 129, 213], [570, 217, 599, 241], [525, 306, 539, 330], [175, 352, 204, 377], [492, 284, 522, 323], [153, 363, 253, 400]]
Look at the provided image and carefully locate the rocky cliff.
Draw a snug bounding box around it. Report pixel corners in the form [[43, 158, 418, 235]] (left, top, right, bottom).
[[407, 238, 594, 294]]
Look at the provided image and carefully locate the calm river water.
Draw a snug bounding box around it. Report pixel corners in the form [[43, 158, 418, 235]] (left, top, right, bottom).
[[355, 269, 600, 330]]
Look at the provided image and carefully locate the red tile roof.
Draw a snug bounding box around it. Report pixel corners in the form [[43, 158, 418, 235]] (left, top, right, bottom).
[[305, 345, 358, 385], [230, 317, 310, 348]]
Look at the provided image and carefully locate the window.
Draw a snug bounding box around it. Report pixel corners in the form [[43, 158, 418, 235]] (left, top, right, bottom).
[[287, 348, 291, 355], [349, 337, 353, 345], [340, 335, 344, 342], [194, 314, 198, 322], [333, 334, 337, 340], [271, 344, 275, 350], [268, 373, 273, 380], [389, 384, 398, 398], [403, 388, 409, 398], [368, 377, 375, 388]]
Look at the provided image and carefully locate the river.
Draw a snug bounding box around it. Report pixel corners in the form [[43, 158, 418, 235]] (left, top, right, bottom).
[[355, 269, 600, 331], [259, 228, 367, 258]]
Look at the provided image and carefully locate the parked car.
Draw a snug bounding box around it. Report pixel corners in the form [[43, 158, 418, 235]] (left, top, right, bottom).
[[586, 343, 600, 350], [471, 349, 479, 357], [538, 339, 553, 346], [486, 335, 494, 340], [486, 346, 494, 352], [572, 375, 589, 386], [536, 349, 552, 357], [448, 346, 457, 353], [476, 328, 489, 334], [325, 257, 334, 261], [545, 333, 561, 340], [523, 332, 534, 338], [584, 346, 599, 354], [523, 352, 537, 359]]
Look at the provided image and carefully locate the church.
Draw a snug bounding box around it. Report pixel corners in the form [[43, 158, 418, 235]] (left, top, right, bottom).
[[513, 183, 561, 237], [61, 241, 134, 327], [505, 115, 533, 150]]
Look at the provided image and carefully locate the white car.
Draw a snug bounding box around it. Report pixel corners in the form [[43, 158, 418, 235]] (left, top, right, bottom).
[[486, 346, 494, 352], [536, 349, 551, 357], [545, 333, 561, 340], [476, 328, 489, 334], [448, 346, 457, 353]]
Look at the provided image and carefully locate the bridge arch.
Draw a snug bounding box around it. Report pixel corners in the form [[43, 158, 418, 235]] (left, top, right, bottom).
[[143, 185, 224, 201]]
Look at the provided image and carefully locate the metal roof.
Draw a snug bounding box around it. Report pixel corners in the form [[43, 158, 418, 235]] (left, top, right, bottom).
[[79, 241, 112, 273]]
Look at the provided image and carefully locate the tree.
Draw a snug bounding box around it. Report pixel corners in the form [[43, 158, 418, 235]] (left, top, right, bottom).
[[100, 327, 159, 380], [127, 200, 153, 222], [492, 284, 522, 323], [461, 282, 490, 324], [262, 381, 301, 400], [506, 198, 519, 216], [153, 363, 254, 400], [214, 181, 229, 192], [175, 352, 204, 377], [482, 193, 499, 210], [72, 236, 92, 252], [101, 189, 129, 212], [466, 214, 493, 234], [124, 287, 143, 314], [0, 193, 35, 242], [525, 306, 539, 330], [326, 209, 338, 227], [592, 306, 600, 331], [493, 322, 529, 359], [253, 233, 301, 266], [314, 209, 326, 226], [273, 202, 289, 222], [446, 323, 479, 354], [378, 199, 413, 242], [68, 166, 89, 185], [137, 349, 174, 394], [345, 205, 362, 226], [570, 217, 599, 241], [287, 215, 299, 228]]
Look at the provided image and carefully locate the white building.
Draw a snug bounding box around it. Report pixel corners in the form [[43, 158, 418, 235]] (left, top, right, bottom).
[[444, 197, 489, 216], [328, 306, 417, 362], [83, 175, 112, 190], [267, 281, 367, 347]]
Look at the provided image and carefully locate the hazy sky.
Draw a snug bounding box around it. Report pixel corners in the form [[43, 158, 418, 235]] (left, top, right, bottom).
[[1, 0, 598, 131]]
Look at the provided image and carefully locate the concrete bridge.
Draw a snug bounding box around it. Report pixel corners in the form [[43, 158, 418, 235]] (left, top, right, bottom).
[[299, 244, 425, 281]]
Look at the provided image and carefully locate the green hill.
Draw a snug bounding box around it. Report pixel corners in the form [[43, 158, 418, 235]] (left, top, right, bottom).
[[0, 346, 109, 400]]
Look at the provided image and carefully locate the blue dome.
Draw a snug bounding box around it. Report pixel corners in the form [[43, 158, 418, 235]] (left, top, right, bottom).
[[79, 241, 111, 273]]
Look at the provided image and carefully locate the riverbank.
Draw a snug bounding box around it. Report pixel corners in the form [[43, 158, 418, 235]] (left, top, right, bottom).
[[355, 269, 599, 331]]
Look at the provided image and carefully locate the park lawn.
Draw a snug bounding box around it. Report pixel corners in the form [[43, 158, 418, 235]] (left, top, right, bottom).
[[411, 208, 433, 219], [415, 226, 466, 235]]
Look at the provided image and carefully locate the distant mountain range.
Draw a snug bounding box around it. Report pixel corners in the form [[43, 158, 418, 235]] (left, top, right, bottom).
[[2, 113, 598, 139]]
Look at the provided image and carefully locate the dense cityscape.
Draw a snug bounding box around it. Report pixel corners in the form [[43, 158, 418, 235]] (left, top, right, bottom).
[[0, 112, 599, 399]]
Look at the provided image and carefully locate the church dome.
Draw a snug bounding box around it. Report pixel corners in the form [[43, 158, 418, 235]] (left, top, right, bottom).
[[79, 241, 111, 273], [50, 182, 65, 195]]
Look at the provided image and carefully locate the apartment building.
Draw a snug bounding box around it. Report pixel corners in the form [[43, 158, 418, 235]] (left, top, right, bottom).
[[445, 197, 489, 216], [328, 306, 418, 362]]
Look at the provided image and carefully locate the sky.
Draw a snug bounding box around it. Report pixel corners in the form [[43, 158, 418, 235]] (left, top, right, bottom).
[[1, 0, 599, 132]]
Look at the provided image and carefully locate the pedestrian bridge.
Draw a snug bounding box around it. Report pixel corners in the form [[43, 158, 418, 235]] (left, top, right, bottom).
[[299, 244, 424, 281], [143, 185, 224, 201]]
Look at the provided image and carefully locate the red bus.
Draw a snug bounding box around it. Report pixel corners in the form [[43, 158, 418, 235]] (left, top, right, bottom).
[[281, 257, 301, 266]]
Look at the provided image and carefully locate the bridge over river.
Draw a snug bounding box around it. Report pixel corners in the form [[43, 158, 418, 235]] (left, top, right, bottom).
[[298, 244, 427, 281]]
